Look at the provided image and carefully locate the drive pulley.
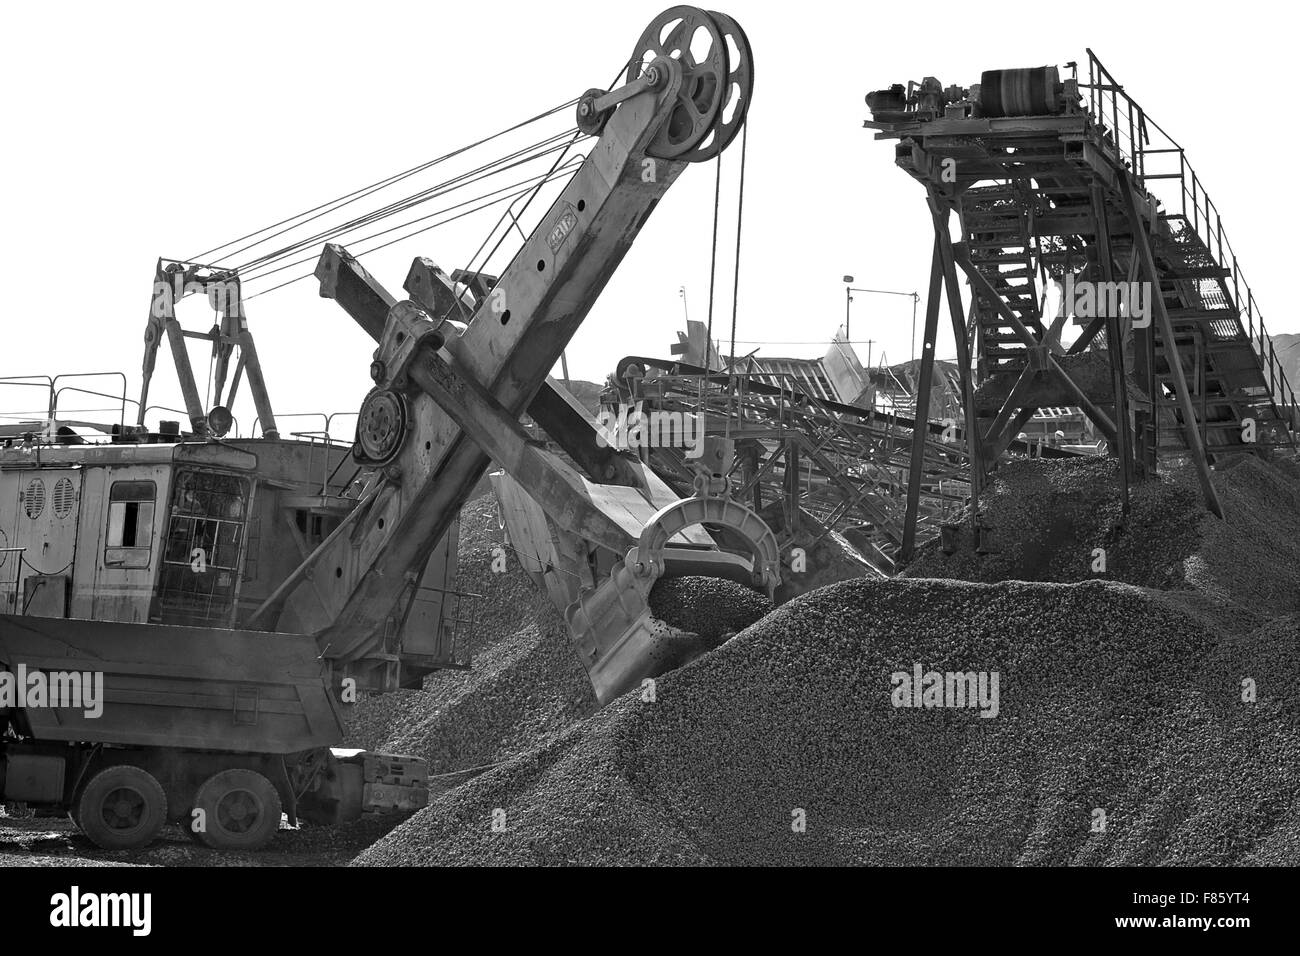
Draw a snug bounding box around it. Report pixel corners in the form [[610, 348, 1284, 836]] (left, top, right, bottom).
[[577, 7, 753, 162], [355, 387, 409, 467]]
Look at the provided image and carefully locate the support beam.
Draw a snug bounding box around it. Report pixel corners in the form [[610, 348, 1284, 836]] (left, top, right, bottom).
[[983, 365, 1041, 455], [1119, 178, 1223, 518], [409, 349, 635, 555], [953, 241, 1117, 444], [986, 407, 1038, 461], [929, 194, 983, 514], [901, 237, 945, 561], [163, 317, 206, 432], [317, 244, 640, 487], [237, 326, 278, 440], [1090, 184, 1133, 515], [1066, 313, 1107, 355], [1045, 361, 1119, 445]]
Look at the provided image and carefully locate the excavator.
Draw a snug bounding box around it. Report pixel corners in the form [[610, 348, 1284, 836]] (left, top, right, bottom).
[[0, 6, 775, 851]]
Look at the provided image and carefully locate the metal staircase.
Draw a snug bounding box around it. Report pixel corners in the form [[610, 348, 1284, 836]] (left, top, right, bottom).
[[963, 183, 1045, 380], [866, 51, 1298, 547]]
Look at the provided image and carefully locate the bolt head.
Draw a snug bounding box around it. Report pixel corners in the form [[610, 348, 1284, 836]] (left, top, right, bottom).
[[578, 102, 591, 117]]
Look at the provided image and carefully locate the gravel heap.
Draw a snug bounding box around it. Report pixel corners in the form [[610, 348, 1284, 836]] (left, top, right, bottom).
[[355, 579, 1300, 866], [344, 495, 598, 777], [904, 457, 1205, 588], [648, 576, 771, 643], [905, 455, 1300, 620], [343, 454, 1300, 866], [757, 503, 876, 600], [1181, 455, 1300, 618]]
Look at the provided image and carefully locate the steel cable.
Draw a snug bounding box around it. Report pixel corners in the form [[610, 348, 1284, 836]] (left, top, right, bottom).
[[187, 97, 580, 264]]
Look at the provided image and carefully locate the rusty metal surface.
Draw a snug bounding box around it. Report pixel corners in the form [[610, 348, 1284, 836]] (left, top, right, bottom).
[[0, 613, 344, 753]]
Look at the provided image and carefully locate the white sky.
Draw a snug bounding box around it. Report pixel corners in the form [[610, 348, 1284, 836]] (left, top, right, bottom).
[[3, 0, 1294, 438]]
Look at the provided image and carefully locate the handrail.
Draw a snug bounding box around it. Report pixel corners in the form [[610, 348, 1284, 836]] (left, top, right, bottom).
[[52, 372, 129, 426], [1084, 50, 1298, 431], [251, 412, 356, 444]]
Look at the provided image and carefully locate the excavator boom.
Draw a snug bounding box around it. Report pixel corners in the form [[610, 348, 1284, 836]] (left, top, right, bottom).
[[270, 9, 759, 694]]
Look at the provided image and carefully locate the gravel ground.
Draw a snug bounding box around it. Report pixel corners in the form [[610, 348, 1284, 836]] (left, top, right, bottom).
[[0, 810, 405, 867], [354, 579, 1300, 866]]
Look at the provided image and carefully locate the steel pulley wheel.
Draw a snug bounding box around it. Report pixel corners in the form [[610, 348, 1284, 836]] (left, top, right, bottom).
[[355, 387, 409, 466], [630, 6, 729, 159], [688, 11, 753, 161]]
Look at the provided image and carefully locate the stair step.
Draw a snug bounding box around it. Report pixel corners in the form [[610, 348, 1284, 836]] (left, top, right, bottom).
[[969, 240, 1027, 251]]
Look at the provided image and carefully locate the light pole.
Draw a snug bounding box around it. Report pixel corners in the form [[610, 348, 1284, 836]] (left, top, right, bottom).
[[842, 275, 854, 339], [842, 278, 922, 365]]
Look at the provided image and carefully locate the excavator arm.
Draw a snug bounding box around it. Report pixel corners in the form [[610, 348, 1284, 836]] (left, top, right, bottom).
[[271, 8, 759, 691]]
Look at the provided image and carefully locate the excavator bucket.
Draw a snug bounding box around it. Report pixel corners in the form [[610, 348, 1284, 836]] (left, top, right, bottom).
[[565, 493, 782, 704], [566, 557, 705, 704]]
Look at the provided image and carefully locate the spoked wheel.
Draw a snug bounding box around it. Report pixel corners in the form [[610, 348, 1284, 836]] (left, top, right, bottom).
[[191, 768, 282, 851], [75, 765, 168, 851], [693, 10, 754, 161], [630, 7, 729, 159]]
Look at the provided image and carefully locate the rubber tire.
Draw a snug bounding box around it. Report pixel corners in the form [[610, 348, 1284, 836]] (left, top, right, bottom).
[[191, 769, 282, 851], [75, 765, 168, 851]]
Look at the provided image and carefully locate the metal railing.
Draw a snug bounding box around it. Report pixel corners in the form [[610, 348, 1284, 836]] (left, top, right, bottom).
[[0, 373, 245, 439], [0, 372, 129, 430], [1083, 50, 1298, 432]]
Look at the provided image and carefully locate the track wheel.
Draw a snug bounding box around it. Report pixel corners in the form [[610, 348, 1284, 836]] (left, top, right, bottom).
[[75, 765, 168, 851], [192, 769, 282, 851]]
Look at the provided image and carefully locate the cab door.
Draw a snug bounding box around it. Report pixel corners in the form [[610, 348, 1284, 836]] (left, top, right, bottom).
[[90, 464, 169, 623]]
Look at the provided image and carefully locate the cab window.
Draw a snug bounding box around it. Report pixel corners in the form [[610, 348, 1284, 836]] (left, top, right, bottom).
[[105, 480, 156, 569]]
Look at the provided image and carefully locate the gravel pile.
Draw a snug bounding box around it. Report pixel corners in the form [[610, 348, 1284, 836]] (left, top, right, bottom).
[[1180, 455, 1300, 618], [344, 494, 598, 775], [355, 579, 1300, 866], [648, 576, 770, 643], [975, 351, 1118, 408], [758, 503, 876, 600], [905, 456, 1300, 617], [904, 457, 1205, 588], [344, 455, 1300, 866]]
